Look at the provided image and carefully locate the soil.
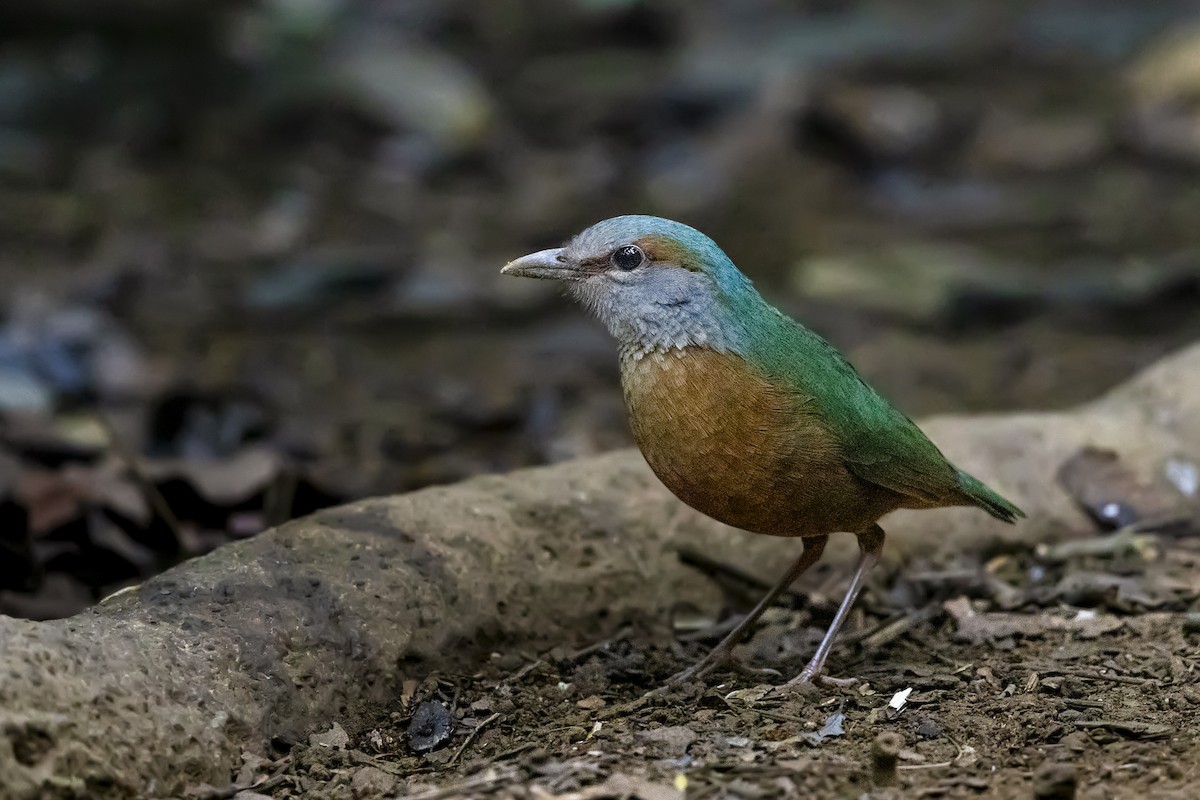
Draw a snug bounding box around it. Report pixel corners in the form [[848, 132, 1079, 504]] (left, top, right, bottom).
[[200, 531, 1200, 800]]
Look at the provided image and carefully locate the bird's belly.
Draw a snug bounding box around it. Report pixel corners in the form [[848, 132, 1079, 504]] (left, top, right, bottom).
[[622, 348, 889, 537]]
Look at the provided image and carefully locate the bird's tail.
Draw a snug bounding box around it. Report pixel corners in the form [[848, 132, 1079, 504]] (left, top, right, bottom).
[[956, 470, 1025, 524]]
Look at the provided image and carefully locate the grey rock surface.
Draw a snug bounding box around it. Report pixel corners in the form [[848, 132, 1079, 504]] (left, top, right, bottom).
[[1, 342, 1198, 799]]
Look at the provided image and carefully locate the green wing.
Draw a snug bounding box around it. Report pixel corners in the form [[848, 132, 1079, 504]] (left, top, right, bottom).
[[815, 353, 959, 504], [749, 318, 1023, 521]]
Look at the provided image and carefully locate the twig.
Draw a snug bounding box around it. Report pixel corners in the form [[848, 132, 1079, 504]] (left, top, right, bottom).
[[264, 469, 299, 527], [192, 767, 293, 800], [242, 773, 292, 796], [597, 693, 659, 721], [1063, 698, 1105, 710], [1057, 667, 1159, 686], [677, 547, 775, 593], [1036, 526, 1159, 562], [491, 742, 537, 761], [623, 540, 653, 580], [405, 766, 517, 800], [508, 658, 546, 683], [741, 707, 810, 725], [676, 614, 741, 643], [856, 604, 938, 649], [348, 750, 409, 776], [448, 712, 501, 766], [1076, 719, 1170, 739], [719, 696, 807, 724], [904, 635, 973, 672], [567, 626, 633, 661], [98, 414, 185, 549], [898, 733, 967, 771]]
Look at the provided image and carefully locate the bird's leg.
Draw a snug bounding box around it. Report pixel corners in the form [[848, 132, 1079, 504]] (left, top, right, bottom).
[[783, 524, 884, 688], [662, 535, 828, 687]]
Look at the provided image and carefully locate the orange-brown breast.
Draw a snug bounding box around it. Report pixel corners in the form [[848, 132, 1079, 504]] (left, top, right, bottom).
[[622, 347, 903, 537]]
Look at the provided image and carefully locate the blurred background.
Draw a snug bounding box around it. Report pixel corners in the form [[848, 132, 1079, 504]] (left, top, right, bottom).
[[1, 0, 1199, 619]]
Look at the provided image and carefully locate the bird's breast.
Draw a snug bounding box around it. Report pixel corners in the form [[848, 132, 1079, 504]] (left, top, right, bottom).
[[621, 346, 886, 537]]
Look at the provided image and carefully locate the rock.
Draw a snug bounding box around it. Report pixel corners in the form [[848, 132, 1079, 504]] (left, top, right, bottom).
[[866, 171, 1028, 231], [1014, 5, 1187, 62], [791, 242, 1032, 327], [644, 68, 806, 216], [916, 718, 941, 739], [0, 295, 151, 405], [585, 773, 683, 800], [1, 342, 1200, 798], [0, 364, 53, 413], [807, 84, 944, 165], [242, 249, 397, 311], [328, 29, 493, 155], [252, 186, 315, 258], [351, 765, 396, 799], [309, 721, 349, 750], [575, 694, 606, 710], [970, 110, 1109, 172], [636, 725, 697, 757], [793, 244, 1200, 329], [1125, 23, 1200, 164], [406, 700, 452, 753], [671, 8, 978, 104]]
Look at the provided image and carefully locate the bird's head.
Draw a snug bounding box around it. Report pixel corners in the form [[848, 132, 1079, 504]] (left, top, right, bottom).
[[501, 215, 762, 356]]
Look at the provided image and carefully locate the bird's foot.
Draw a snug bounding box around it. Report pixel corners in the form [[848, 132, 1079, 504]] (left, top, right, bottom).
[[777, 674, 860, 696], [771, 665, 859, 696], [815, 674, 860, 688]]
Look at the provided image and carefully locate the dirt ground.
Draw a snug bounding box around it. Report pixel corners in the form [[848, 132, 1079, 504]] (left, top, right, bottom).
[[193, 524, 1200, 800]]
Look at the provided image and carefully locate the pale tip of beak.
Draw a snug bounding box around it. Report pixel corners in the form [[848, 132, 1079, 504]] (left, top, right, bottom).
[[498, 247, 572, 280]]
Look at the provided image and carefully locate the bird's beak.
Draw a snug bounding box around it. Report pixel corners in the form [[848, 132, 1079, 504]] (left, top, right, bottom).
[[500, 248, 578, 280]]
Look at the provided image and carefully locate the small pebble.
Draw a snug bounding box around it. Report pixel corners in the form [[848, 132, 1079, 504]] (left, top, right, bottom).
[[407, 700, 453, 753], [916, 718, 940, 739], [1059, 676, 1087, 698]]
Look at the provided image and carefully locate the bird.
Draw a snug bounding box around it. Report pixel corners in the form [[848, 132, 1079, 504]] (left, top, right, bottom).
[[500, 215, 1024, 688]]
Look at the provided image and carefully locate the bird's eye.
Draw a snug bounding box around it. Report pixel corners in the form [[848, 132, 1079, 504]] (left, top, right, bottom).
[[611, 245, 644, 271]]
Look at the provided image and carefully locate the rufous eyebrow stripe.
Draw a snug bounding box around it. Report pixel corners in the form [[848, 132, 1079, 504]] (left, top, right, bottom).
[[634, 235, 702, 271]]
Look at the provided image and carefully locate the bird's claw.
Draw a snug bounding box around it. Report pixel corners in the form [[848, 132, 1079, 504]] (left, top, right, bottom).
[[814, 674, 859, 688], [771, 670, 859, 697]]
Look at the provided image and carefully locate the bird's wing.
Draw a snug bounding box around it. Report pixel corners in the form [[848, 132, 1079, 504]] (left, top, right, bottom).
[[837, 399, 961, 504], [757, 321, 962, 505]]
